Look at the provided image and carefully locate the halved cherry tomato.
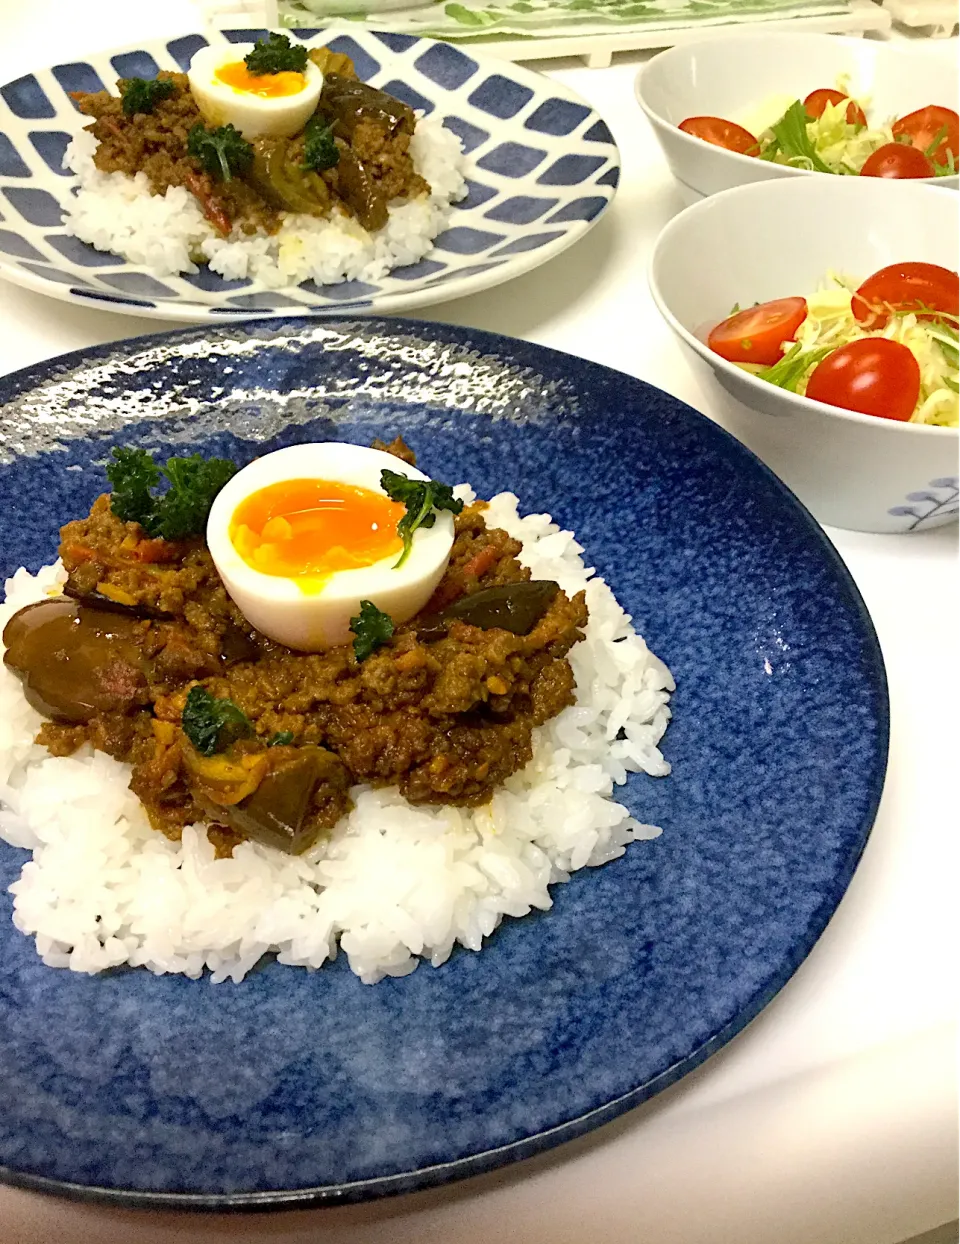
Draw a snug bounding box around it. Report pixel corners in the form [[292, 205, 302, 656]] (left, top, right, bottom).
[[678, 116, 760, 156], [803, 88, 867, 128], [852, 261, 960, 330], [707, 297, 808, 365], [892, 105, 959, 167], [860, 142, 934, 179], [805, 338, 920, 422]]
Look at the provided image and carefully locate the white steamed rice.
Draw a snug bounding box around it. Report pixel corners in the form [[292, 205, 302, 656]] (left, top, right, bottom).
[[61, 115, 467, 288], [0, 490, 674, 984]]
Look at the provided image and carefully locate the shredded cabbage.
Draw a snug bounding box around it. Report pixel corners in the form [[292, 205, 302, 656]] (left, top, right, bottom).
[[760, 98, 891, 175], [740, 273, 960, 427], [803, 101, 890, 174], [735, 80, 956, 176]]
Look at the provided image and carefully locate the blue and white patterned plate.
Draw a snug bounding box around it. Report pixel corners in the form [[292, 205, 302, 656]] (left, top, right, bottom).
[[0, 28, 619, 321], [0, 318, 887, 1208]]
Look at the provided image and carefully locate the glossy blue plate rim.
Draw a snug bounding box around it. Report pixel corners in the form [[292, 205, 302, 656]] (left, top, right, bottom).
[[0, 316, 888, 1210]]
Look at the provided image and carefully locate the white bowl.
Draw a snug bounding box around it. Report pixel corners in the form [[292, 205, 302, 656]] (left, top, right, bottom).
[[649, 177, 959, 534], [636, 33, 959, 202]]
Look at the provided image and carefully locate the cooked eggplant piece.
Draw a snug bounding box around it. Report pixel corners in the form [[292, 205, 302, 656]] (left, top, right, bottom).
[[308, 48, 357, 79], [220, 623, 259, 666], [247, 138, 290, 210], [418, 581, 561, 642], [190, 745, 350, 854], [334, 146, 388, 231], [247, 137, 332, 215], [227, 748, 331, 853], [61, 579, 173, 620], [245, 76, 408, 229], [316, 75, 415, 139], [181, 740, 269, 806], [2, 598, 149, 723]]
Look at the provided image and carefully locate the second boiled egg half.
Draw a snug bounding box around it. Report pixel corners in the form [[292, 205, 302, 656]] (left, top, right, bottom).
[[206, 443, 457, 652], [187, 42, 323, 139]]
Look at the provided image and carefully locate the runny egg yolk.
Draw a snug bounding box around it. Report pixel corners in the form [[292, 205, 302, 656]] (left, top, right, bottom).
[[230, 479, 405, 589], [215, 61, 307, 98]]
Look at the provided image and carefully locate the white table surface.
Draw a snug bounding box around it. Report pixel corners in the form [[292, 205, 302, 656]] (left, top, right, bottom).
[[0, 7, 957, 1242]]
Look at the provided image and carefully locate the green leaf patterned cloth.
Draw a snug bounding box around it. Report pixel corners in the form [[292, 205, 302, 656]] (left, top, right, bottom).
[[279, 0, 851, 39]]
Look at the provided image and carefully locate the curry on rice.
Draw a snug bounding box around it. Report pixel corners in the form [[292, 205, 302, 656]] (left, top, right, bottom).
[[3, 440, 587, 859], [73, 48, 428, 237]]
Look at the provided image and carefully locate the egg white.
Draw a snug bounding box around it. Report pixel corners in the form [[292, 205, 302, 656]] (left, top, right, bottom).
[[187, 43, 323, 140], [206, 443, 456, 652]]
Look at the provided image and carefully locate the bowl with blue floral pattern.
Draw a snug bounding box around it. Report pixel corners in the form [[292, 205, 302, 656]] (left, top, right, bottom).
[[0, 28, 619, 321]]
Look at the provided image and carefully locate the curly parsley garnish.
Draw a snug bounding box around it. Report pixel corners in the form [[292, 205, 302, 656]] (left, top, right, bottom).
[[106, 447, 237, 540], [244, 32, 308, 75], [187, 122, 253, 183], [120, 77, 175, 117], [302, 117, 339, 172], [349, 600, 394, 663], [379, 469, 463, 569], [108, 446, 160, 528], [181, 685, 254, 756]]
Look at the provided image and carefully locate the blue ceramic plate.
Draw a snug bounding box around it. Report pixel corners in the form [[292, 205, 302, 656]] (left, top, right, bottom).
[[0, 318, 887, 1208], [0, 28, 618, 321]]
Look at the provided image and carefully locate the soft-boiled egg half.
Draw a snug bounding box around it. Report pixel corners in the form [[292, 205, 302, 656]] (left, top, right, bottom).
[[206, 443, 456, 652], [187, 43, 323, 140]]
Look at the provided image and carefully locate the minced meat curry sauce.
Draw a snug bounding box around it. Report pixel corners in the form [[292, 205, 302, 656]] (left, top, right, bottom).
[[73, 47, 429, 237], [2, 442, 588, 858]]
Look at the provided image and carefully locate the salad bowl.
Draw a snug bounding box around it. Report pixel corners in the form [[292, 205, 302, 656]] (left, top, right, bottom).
[[649, 176, 959, 534], [636, 33, 958, 203]]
